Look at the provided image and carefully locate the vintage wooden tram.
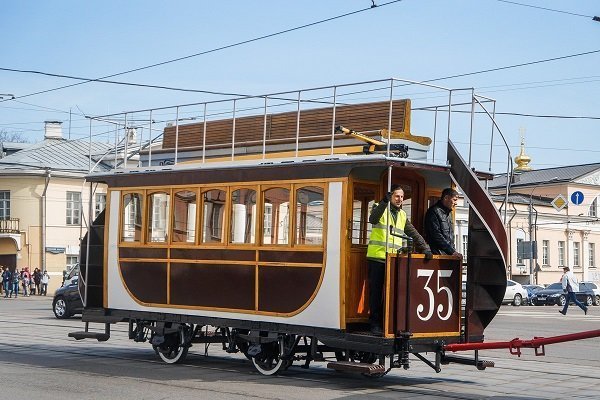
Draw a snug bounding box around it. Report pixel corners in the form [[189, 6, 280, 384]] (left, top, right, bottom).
[[73, 79, 511, 376]]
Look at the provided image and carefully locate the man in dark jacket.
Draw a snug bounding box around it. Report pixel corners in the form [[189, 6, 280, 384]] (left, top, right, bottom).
[[425, 188, 462, 257]]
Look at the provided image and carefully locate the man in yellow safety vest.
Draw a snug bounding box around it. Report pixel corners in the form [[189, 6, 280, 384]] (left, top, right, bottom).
[[367, 185, 432, 335]]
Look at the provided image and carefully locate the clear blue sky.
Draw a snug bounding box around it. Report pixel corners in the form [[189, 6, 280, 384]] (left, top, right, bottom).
[[1, 0, 598, 172]]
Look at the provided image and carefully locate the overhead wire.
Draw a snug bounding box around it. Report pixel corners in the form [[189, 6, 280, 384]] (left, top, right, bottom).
[[0, 0, 404, 103], [494, 0, 596, 19]]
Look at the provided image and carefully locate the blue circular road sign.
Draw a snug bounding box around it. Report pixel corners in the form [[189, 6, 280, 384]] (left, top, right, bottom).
[[571, 191, 584, 205]]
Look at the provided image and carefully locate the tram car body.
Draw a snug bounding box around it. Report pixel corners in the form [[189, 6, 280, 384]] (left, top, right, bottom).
[[76, 90, 508, 376]]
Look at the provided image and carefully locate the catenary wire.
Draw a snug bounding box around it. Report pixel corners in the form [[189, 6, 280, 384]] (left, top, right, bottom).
[[0, 0, 404, 103]]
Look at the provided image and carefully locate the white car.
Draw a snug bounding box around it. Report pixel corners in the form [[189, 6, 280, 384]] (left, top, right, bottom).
[[580, 282, 600, 306], [503, 279, 528, 306]]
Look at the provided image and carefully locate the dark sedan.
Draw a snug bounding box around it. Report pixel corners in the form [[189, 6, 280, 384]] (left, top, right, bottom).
[[530, 282, 595, 307], [52, 275, 83, 318]]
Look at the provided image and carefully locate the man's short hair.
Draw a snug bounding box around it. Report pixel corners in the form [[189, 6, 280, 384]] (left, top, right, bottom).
[[441, 188, 459, 199], [390, 184, 404, 193]]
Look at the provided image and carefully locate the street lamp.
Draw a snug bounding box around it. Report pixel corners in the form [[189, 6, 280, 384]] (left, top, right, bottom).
[[528, 177, 559, 284]]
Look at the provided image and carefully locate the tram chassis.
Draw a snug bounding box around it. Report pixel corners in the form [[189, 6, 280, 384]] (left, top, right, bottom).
[[77, 307, 484, 376]]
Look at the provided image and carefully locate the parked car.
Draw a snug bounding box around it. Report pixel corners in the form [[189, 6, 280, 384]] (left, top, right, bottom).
[[522, 284, 545, 306], [580, 282, 600, 306], [503, 279, 528, 306], [530, 282, 595, 307], [52, 274, 83, 319]]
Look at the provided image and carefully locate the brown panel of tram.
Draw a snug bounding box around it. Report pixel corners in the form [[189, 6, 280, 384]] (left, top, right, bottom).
[[170, 263, 255, 310], [119, 247, 168, 259], [258, 250, 323, 264], [171, 248, 255, 262], [120, 262, 167, 304], [257, 266, 321, 313]]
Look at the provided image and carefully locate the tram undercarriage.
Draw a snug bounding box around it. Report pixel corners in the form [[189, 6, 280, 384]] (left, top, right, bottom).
[[72, 307, 488, 377]]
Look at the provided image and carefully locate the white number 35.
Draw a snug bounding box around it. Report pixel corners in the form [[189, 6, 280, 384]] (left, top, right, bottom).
[[416, 269, 454, 321]]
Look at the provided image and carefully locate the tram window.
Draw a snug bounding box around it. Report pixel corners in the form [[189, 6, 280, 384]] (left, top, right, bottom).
[[295, 186, 324, 246], [262, 188, 290, 245], [172, 190, 197, 243], [202, 189, 226, 243], [122, 193, 143, 242], [147, 192, 170, 243], [230, 188, 257, 244], [351, 186, 376, 245]]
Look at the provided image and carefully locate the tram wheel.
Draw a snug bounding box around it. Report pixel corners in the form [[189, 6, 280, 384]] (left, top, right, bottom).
[[152, 325, 190, 364], [250, 336, 293, 376]]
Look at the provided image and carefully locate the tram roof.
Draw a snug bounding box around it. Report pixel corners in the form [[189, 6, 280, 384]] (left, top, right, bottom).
[[87, 153, 449, 187]]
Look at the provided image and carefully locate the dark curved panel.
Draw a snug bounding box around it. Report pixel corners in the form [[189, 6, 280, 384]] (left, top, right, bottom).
[[170, 263, 255, 310], [170, 248, 255, 262], [119, 247, 168, 259], [447, 142, 508, 261], [258, 250, 323, 264], [448, 142, 507, 341], [258, 266, 322, 313], [120, 261, 167, 304]]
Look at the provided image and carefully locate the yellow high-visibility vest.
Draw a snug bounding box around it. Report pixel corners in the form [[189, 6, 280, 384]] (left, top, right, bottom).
[[366, 204, 407, 260]]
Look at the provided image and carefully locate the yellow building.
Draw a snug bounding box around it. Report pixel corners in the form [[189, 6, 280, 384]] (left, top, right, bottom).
[[0, 122, 111, 293]]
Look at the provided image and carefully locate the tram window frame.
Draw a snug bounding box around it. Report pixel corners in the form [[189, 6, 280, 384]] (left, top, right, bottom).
[[229, 186, 258, 246], [350, 183, 378, 246], [294, 185, 326, 247], [200, 187, 228, 245], [261, 185, 291, 246], [120, 191, 145, 244], [171, 188, 199, 245], [146, 190, 171, 244]]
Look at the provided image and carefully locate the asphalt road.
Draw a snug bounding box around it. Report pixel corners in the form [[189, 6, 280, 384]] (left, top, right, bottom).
[[0, 297, 599, 400]]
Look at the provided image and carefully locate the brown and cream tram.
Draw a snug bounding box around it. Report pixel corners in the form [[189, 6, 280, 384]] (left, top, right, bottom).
[[74, 80, 509, 376]]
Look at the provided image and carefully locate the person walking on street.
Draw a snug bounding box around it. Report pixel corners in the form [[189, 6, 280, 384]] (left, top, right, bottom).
[[559, 266, 587, 315], [41, 270, 50, 296]]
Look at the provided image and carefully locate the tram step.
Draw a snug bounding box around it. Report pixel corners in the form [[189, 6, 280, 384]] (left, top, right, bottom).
[[68, 331, 110, 342], [326, 361, 386, 375]]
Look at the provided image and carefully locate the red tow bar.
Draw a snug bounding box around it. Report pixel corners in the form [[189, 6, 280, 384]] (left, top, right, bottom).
[[444, 329, 600, 357]]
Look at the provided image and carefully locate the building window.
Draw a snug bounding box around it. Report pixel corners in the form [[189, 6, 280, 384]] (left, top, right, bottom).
[[573, 241, 580, 267], [558, 241, 565, 266], [66, 255, 78, 269], [590, 243, 596, 268], [95, 193, 106, 218], [66, 191, 81, 225], [516, 238, 524, 264], [0, 191, 10, 220], [462, 234, 468, 258], [542, 240, 549, 265], [589, 197, 598, 218]]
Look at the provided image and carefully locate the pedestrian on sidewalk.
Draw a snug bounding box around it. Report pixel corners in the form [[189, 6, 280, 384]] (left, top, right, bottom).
[[21, 268, 30, 297], [33, 268, 41, 295], [11, 268, 20, 298], [2, 266, 11, 298], [41, 270, 50, 296], [559, 266, 587, 315]]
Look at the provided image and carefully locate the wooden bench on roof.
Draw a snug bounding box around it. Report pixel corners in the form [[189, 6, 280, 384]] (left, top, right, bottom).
[[158, 99, 431, 160]]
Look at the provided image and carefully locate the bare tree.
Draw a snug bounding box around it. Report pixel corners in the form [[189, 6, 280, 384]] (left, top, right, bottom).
[[0, 129, 30, 143]]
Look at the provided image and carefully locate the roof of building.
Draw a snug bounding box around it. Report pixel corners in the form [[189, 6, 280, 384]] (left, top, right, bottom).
[[489, 163, 600, 189], [0, 138, 113, 176], [490, 193, 552, 207]]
